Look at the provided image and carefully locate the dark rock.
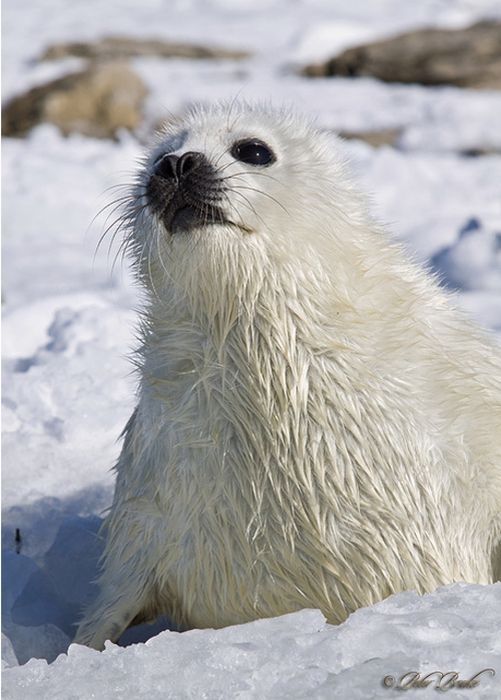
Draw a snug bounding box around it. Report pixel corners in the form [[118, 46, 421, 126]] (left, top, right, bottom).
[[302, 21, 501, 89], [40, 36, 250, 62], [2, 62, 148, 139]]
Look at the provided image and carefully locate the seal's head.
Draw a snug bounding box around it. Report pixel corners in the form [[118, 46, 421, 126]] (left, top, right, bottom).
[[127, 102, 371, 312]]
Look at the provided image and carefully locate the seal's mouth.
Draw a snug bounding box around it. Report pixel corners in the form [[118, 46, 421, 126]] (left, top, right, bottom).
[[169, 202, 230, 234], [145, 151, 254, 235], [160, 200, 253, 235]]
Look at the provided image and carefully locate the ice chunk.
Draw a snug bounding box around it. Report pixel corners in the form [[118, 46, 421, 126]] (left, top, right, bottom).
[[3, 585, 501, 699]]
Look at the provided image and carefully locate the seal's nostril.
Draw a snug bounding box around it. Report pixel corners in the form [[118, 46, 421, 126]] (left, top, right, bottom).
[[154, 154, 179, 180], [153, 152, 206, 181], [177, 152, 204, 179]]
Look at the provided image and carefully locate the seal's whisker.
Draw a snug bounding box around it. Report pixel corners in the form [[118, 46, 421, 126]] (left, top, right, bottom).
[[112, 202, 149, 261], [95, 195, 135, 222], [213, 159, 236, 175], [226, 89, 245, 132], [155, 223, 172, 283], [227, 188, 267, 229], [218, 170, 285, 187], [88, 194, 134, 245], [220, 191, 249, 232], [100, 183, 136, 196], [231, 185, 290, 215], [132, 222, 150, 282], [110, 235, 131, 277], [93, 191, 142, 241], [108, 219, 137, 269], [213, 149, 230, 171], [102, 198, 136, 232], [97, 201, 145, 265], [207, 145, 221, 170], [94, 213, 127, 263], [146, 231, 162, 303], [228, 188, 263, 221]]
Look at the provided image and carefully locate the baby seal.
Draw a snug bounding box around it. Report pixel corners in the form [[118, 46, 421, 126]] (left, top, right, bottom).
[[75, 102, 501, 650]]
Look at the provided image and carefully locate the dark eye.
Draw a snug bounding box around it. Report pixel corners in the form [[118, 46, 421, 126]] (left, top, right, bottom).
[[231, 139, 275, 166]]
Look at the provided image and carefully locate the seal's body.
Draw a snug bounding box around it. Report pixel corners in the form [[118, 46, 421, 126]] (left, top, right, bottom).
[[75, 103, 501, 650]]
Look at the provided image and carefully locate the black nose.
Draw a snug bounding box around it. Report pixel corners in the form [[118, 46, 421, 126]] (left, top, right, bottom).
[[153, 151, 205, 181]]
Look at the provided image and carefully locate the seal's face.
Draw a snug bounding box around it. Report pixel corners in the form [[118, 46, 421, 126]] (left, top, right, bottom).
[[143, 115, 285, 242], [128, 103, 356, 301], [146, 139, 276, 236]]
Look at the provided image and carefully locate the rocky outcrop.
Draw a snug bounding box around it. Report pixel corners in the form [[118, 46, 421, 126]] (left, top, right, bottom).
[[2, 36, 250, 139], [302, 21, 501, 89], [338, 128, 401, 148], [2, 63, 148, 139], [40, 36, 249, 62]]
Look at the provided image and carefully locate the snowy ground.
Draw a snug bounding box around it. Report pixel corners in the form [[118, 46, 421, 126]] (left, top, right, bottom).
[[4, 585, 501, 699], [2, 0, 501, 697]]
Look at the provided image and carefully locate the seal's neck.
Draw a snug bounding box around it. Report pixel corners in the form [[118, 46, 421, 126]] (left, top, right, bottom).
[[141, 252, 344, 378]]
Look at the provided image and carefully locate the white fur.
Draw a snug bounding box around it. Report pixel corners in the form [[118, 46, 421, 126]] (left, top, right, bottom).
[[75, 102, 501, 650]]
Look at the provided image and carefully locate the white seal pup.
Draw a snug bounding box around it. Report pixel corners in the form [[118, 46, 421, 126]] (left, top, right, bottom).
[[75, 102, 501, 650]]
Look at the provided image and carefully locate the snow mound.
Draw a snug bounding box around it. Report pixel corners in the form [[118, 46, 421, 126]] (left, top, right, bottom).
[[430, 218, 501, 293], [3, 584, 501, 699], [2, 301, 135, 511]]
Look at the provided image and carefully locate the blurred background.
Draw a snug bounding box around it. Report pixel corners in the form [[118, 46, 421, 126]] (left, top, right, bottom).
[[2, 0, 501, 666]]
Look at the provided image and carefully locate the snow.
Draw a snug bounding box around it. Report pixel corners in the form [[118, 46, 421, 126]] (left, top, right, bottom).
[[3, 586, 501, 698], [2, 0, 501, 695], [430, 218, 501, 294]]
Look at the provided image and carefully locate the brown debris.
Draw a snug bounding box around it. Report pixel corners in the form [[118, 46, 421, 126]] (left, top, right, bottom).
[[2, 62, 148, 139], [40, 36, 250, 62], [302, 21, 501, 89], [338, 128, 402, 148]]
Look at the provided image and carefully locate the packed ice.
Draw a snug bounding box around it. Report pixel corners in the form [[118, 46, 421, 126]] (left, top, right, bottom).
[[4, 586, 501, 698]]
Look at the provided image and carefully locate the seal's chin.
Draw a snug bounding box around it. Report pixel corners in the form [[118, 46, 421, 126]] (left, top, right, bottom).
[[167, 204, 253, 235], [169, 204, 223, 234]]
